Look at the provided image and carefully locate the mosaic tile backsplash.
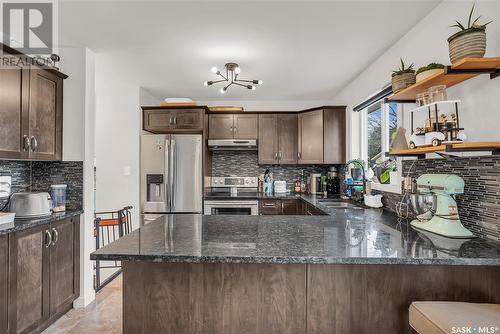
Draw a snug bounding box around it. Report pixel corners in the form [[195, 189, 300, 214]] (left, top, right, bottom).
[[211, 151, 340, 191], [382, 156, 500, 242], [0, 160, 83, 210]]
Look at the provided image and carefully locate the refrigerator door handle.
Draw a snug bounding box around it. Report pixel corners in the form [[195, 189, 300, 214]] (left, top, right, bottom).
[[171, 139, 176, 208], [165, 138, 170, 210]]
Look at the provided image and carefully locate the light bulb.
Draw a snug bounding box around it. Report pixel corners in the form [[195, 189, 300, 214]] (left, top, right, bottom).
[[234, 67, 241, 74], [257, 80, 263, 85], [204, 81, 209, 86], [211, 66, 218, 74], [251, 85, 256, 90], [220, 87, 226, 94]]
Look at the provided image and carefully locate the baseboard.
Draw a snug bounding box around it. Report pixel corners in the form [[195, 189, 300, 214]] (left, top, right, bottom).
[[73, 291, 96, 308]]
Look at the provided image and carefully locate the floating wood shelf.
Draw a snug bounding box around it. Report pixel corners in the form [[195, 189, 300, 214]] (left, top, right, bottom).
[[388, 141, 500, 157], [387, 57, 500, 102]]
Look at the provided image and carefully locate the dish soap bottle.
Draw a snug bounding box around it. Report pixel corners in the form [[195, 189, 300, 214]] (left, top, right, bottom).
[[294, 179, 301, 193], [300, 170, 306, 193]]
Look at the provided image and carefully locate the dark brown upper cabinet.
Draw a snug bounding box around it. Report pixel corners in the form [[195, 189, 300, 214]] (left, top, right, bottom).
[[0, 45, 66, 161], [298, 110, 323, 164], [0, 61, 28, 159], [209, 113, 258, 140], [208, 114, 234, 139], [28, 69, 63, 161], [258, 114, 297, 165], [298, 107, 346, 164], [323, 107, 346, 164], [233, 114, 258, 139], [143, 108, 204, 133]]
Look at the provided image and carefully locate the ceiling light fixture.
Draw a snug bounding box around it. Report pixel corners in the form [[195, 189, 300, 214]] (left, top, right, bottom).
[[204, 62, 262, 93]]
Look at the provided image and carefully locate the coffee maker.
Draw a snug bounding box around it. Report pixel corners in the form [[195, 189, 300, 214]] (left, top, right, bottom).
[[307, 173, 323, 194], [326, 167, 340, 195]]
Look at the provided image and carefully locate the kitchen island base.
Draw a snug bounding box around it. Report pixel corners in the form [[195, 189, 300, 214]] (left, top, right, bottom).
[[122, 261, 500, 334]]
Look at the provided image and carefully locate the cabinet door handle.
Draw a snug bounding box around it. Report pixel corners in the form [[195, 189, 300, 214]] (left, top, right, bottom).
[[274, 152, 278, 160], [51, 228, 59, 246], [263, 203, 276, 207], [45, 230, 52, 248], [297, 152, 302, 160], [23, 135, 31, 151], [278, 152, 282, 160], [233, 127, 237, 134], [30, 136, 38, 152], [173, 116, 177, 124]]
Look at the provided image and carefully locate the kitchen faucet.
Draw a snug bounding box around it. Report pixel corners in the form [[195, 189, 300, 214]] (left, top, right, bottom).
[[345, 159, 366, 200]]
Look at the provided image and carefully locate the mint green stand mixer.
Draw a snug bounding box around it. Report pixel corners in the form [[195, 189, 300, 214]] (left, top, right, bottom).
[[410, 174, 474, 238]]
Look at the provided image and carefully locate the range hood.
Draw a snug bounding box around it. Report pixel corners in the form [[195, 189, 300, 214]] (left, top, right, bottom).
[[208, 139, 257, 151]]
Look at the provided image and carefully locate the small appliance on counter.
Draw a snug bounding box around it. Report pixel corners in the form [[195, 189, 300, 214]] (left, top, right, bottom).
[[307, 173, 323, 195], [50, 184, 67, 212], [410, 174, 473, 238], [8, 192, 52, 219], [326, 167, 341, 195], [274, 181, 287, 193]]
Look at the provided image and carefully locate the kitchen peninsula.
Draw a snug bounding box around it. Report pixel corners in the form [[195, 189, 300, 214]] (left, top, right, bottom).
[[91, 197, 500, 334]]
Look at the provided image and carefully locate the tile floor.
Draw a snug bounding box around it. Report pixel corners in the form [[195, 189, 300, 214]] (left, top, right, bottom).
[[43, 276, 122, 334]]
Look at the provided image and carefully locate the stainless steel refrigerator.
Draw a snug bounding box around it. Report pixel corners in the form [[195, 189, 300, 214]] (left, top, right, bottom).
[[140, 134, 202, 224]]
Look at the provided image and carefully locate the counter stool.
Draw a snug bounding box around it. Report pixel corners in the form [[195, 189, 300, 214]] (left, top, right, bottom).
[[409, 301, 500, 334]]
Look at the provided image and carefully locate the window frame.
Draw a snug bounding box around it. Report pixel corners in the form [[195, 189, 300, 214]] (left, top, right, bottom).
[[360, 101, 404, 194]]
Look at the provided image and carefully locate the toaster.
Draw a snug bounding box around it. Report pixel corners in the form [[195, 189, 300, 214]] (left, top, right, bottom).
[[9, 192, 52, 218]]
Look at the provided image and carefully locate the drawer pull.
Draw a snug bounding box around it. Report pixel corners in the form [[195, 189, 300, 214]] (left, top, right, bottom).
[[45, 230, 52, 248], [51, 228, 59, 246]]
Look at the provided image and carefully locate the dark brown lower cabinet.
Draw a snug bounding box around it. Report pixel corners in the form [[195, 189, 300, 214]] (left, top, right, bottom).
[[0, 235, 8, 334], [49, 218, 80, 317], [281, 199, 300, 215], [8, 224, 50, 334], [259, 199, 282, 215], [6, 217, 80, 334], [259, 199, 324, 215], [123, 262, 500, 334]]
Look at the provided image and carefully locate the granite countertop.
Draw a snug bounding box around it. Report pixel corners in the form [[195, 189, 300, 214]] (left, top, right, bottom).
[[0, 209, 83, 235], [91, 204, 500, 266]]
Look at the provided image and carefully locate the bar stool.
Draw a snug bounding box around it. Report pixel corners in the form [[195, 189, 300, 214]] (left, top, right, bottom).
[[409, 301, 500, 334]]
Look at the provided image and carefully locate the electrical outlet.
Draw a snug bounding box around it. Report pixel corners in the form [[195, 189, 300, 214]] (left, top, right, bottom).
[[0, 176, 12, 199]]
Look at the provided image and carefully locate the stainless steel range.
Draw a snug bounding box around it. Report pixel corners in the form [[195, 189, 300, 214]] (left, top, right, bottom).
[[204, 177, 259, 215]]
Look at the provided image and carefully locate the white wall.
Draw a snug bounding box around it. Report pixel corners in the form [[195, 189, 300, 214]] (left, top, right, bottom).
[[58, 44, 97, 307], [95, 53, 141, 230], [332, 0, 500, 160]]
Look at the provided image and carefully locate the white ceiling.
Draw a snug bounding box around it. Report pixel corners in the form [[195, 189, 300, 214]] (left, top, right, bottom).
[[59, 0, 440, 101]]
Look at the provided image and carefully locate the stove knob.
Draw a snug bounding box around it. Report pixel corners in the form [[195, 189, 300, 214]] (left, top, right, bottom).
[[245, 180, 249, 184]]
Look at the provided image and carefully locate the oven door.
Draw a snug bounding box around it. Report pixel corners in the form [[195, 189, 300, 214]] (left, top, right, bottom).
[[204, 200, 259, 215]]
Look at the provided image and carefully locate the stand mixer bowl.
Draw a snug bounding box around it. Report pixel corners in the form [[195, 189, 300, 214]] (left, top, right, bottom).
[[409, 194, 437, 218]]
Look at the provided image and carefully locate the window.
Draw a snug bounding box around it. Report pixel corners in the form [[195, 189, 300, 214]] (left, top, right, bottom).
[[359, 100, 403, 194], [362, 101, 399, 166]]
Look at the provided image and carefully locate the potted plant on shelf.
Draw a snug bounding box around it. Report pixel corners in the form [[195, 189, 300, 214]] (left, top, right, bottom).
[[392, 58, 415, 92], [448, 3, 492, 64], [416, 63, 445, 82]]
